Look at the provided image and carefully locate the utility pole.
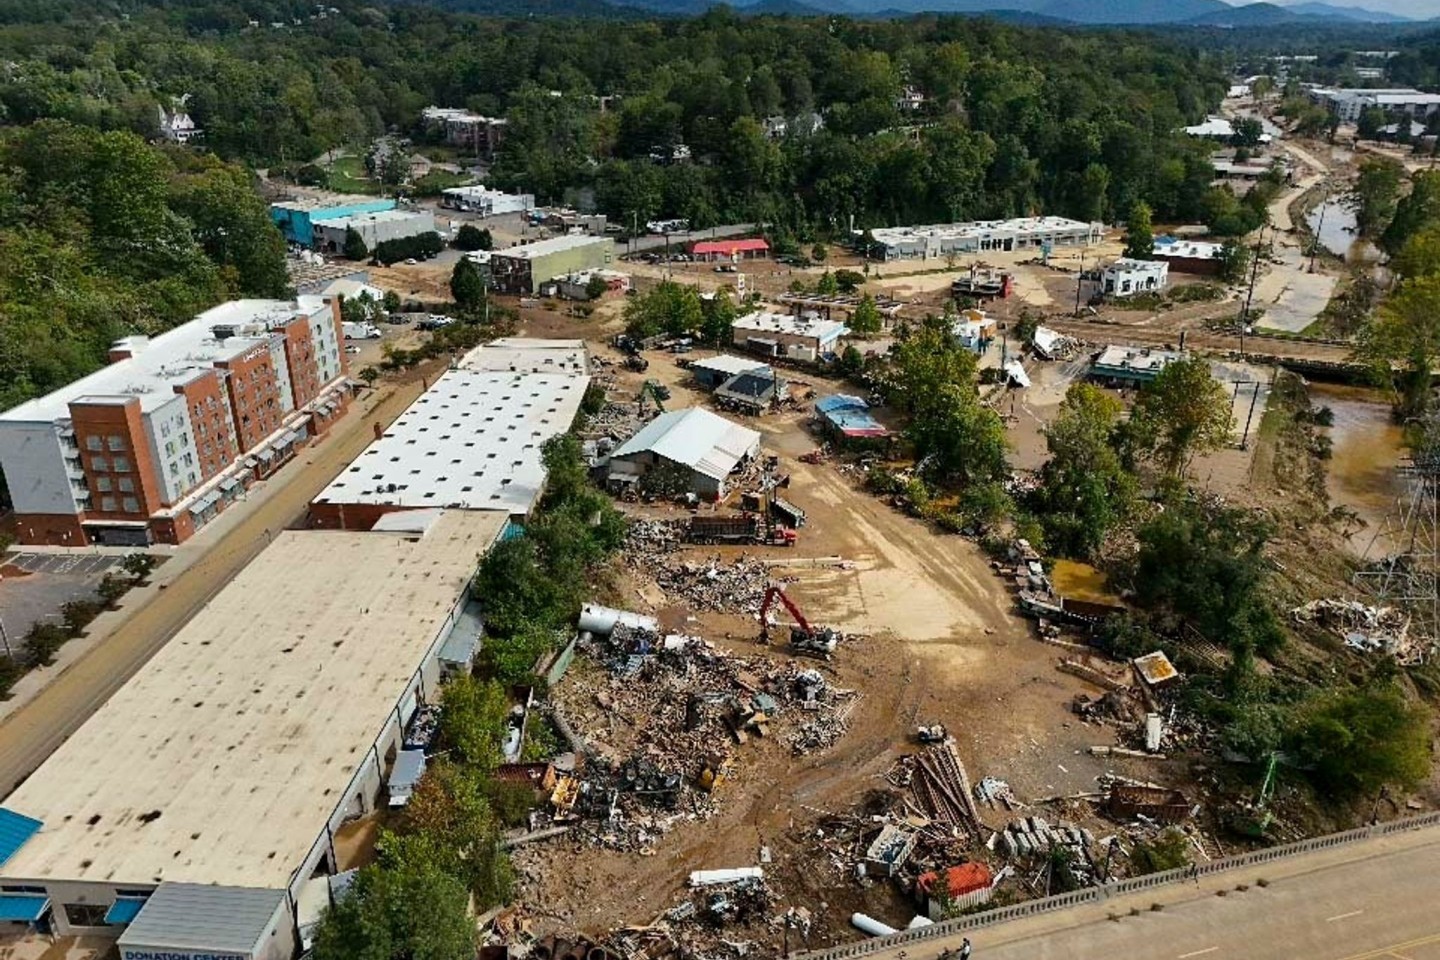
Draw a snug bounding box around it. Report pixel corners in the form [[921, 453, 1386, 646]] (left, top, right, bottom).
[[1308, 187, 1329, 274], [1241, 382, 1262, 449], [0, 615, 11, 660], [1240, 223, 1266, 359], [1074, 253, 1085, 316]]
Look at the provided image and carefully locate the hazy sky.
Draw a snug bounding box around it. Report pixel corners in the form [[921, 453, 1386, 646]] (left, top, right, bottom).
[[1221, 0, 1440, 16]]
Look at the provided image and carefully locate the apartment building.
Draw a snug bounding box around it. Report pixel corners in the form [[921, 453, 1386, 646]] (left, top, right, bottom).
[[0, 298, 350, 547]]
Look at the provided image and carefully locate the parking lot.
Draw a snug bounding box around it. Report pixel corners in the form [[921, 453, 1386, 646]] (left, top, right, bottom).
[[0, 552, 129, 647]]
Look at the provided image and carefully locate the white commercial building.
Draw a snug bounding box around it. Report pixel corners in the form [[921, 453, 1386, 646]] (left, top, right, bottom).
[[1183, 116, 1272, 143], [310, 367, 589, 528], [1307, 86, 1440, 122], [608, 407, 761, 500], [731, 311, 848, 362], [439, 185, 535, 217], [312, 208, 436, 255], [866, 217, 1103, 261], [458, 337, 591, 376], [0, 510, 505, 944], [1101, 258, 1169, 298]]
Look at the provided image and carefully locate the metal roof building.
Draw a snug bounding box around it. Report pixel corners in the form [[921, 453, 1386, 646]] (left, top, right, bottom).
[[458, 337, 590, 377], [814, 395, 889, 440], [0, 509, 506, 941], [310, 368, 588, 529], [689, 354, 771, 390], [116, 884, 291, 960], [608, 407, 761, 499], [866, 217, 1103, 261]]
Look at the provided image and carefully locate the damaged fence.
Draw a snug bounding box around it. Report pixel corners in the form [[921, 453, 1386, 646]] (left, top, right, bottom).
[[790, 812, 1440, 959]]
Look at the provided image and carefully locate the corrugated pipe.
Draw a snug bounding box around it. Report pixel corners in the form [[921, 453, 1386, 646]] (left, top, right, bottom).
[[532, 936, 558, 960]]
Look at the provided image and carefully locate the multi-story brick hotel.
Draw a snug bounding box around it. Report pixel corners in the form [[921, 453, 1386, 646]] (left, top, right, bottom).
[[0, 297, 352, 547]]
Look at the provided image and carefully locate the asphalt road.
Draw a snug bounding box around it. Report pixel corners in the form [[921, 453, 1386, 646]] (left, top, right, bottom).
[[0, 372, 434, 796], [846, 827, 1440, 960]]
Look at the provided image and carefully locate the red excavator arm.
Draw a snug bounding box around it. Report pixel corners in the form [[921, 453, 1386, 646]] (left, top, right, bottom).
[[759, 584, 811, 636]]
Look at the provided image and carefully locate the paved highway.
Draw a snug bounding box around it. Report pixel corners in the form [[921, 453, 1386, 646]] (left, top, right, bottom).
[[846, 827, 1440, 960]]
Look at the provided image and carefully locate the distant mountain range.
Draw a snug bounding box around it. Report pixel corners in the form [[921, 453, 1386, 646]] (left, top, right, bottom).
[[607, 0, 1420, 24]]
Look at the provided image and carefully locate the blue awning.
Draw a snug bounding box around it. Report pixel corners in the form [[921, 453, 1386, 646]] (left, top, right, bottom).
[[0, 896, 48, 923], [0, 809, 42, 867], [105, 898, 146, 925]]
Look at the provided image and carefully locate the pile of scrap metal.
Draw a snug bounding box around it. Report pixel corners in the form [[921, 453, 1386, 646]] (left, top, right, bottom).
[[1292, 598, 1432, 664], [545, 606, 857, 849], [888, 740, 984, 843]]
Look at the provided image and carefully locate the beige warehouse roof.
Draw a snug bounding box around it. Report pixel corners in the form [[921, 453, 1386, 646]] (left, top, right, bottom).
[[1, 510, 504, 888]]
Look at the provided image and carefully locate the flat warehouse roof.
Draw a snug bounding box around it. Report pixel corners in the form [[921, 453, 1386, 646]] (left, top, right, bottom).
[[314, 369, 588, 514], [0, 510, 505, 888]]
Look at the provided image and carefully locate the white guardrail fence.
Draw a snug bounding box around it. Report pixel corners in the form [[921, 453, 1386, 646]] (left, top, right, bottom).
[[793, 812, 1440, 959]]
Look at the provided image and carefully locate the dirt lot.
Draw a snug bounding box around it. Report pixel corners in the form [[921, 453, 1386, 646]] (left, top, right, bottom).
[[512, 338, 1169, 948]]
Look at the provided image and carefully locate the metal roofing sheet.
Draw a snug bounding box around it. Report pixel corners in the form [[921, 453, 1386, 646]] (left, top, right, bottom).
[[612, 408, 761, 481], [0, 809, 41, 867], [117, 883, 285, 954], [0, 895, 47, 922], [690, 355, 770, 377]]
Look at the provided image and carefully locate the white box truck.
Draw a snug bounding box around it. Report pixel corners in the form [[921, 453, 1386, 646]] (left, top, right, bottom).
[[343, 321, 382, 340], [387, 749, 427, 808]]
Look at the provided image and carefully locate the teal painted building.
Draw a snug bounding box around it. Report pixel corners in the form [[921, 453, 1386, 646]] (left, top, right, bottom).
[[270, 198, 397, 248]]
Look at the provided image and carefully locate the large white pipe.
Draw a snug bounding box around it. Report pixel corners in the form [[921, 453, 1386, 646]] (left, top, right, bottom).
[[851, 913, 898, 937], [578, 603, 658, 637]]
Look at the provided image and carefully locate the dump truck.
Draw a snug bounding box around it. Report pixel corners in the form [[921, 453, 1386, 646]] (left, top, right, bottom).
[[686, 516, 797, 546]]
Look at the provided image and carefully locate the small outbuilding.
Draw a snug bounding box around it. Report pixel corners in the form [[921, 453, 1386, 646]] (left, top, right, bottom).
[[608, 407, 761, 500], [1101, 258, 1168, 298], [917, 863, 995, 920], [814, 395, 889, 441], [689, 355, 772, 390], [714, 369, 788, 416]]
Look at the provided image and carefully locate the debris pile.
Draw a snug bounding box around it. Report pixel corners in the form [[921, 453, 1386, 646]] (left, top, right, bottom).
[[542, 633, 857, 851], [1292, 598, 1432, 664]]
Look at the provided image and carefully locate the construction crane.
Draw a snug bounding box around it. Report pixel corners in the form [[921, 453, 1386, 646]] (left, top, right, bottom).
[[637, 379, 670, 416], [758, 584, 839, 658]]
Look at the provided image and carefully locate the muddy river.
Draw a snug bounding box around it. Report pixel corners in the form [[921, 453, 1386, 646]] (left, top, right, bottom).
[[1311, 383, 1405, 555]]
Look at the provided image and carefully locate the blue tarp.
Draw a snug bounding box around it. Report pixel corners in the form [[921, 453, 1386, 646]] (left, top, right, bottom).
[[104, 898, 146, 925], [0, 896, 48, 923], [0, 809, 42, 867], [814, 395, 888, 438]]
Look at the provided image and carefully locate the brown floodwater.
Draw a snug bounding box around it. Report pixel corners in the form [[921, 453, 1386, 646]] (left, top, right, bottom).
[[1310, 383, 1406, 555], [1050, 559, 1123, 604]]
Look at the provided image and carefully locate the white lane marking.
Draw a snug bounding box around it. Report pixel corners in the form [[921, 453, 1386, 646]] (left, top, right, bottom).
[[1328, 910, 1365, 922], [1179, 949, 1219, 958]]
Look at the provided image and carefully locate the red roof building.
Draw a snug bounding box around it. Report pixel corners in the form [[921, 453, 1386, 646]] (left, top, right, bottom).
[[691, 238, 770, 261], [918, 863, 996, 919]]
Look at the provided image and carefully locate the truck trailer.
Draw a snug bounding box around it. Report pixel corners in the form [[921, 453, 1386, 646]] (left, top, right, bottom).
[[686, 515, 796, 546]]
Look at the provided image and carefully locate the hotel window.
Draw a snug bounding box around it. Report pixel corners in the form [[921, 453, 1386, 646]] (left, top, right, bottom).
[[91, 455, 108, 471], [100, 496, 117, 512], [118, 477, 134, 493], [112, 456, 131, 473], [95, 477, 112, 492], [85, 436, 102, 451], [121, 497, 139, 513], [107, 435, 125, 451]]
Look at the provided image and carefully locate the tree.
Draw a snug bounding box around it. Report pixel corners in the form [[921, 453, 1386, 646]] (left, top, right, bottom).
[[834, 269, 865, 294], [1290, 684, 1431, 797], [623, 281, 703, 339], [1231, 116, 1264, 150], [1130, 357, 1232, 477], [454, 224, 493, 252], [450, 258, 485, 310], [382, 290, 401, 314], [810, 243, 827, 264], [1357, 274, 1440, 419], [1381, 170, 1440, 258], [850, 294, 883, 335], [816, 270, 839, 295], [1133, 501, 1285, 657], [1392, 224, 1440, 281], [437, 676, 510, 772], [837, 344, 864, 379], [584, 275, 609, 300], [1123, 201, 1155, 261], [540, 433, 588, 505], [97, 572, 131, 607], [398, 761, 515, 905], [358, 366, 380, 385], [1217, 240, 1250, 285], [310, 861, 475, 960], [343, 227, 368, 262], [700, 288, 737, 347], [120, 552, 158, 583], [1353, 156, 1404, 238], [1357, 106, 1388, 141], [1033, 383, 1135, 558]]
